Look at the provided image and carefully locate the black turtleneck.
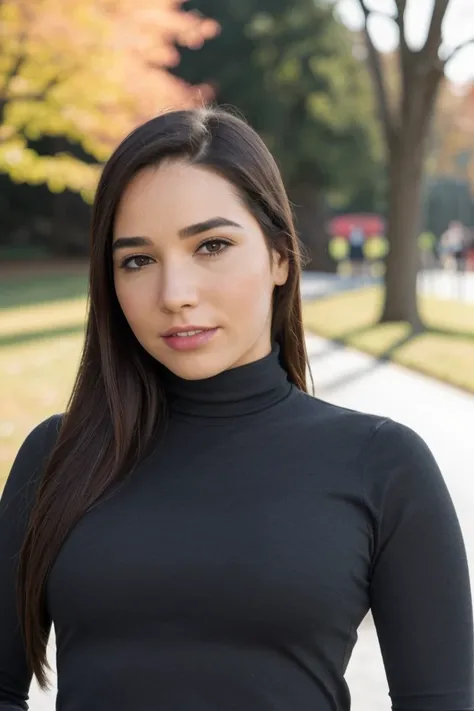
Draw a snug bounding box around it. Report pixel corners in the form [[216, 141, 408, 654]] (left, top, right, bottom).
[[1, 346, 473, 711]]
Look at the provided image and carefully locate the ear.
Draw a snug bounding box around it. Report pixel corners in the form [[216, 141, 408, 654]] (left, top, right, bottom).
[[272, 249, 289, 287]]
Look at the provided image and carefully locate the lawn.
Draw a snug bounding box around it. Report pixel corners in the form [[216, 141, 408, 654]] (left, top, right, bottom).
[[0, 269, 89, 490], [303, 286, 474, 394], [1, 267, 473, 491]]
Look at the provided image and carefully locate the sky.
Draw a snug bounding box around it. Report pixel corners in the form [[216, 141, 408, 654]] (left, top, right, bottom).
[[336, 0, 474, 86]]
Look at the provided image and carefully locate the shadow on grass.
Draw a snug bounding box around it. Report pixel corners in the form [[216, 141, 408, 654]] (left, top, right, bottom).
[[0, 324, 86, 348], [315, 333, 411, 393], [428, 326, 474, 341], [0, 274, 89, 311], [313, 324, 473, 393]]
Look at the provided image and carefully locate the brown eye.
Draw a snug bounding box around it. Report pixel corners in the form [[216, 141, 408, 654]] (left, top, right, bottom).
[[197, 239, 232, 257], [120, 255, 153, 271]]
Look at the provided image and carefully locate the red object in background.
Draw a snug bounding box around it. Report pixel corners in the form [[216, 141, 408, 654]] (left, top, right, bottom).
[[327, 213, 386, 238]]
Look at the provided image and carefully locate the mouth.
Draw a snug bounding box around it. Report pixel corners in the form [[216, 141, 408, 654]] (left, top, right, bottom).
[[161, 326, 215, 337], [161, 326, 219, 352]]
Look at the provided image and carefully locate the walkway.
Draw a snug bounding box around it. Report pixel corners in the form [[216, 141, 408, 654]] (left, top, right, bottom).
[[301, 268, 474, 304], [28, 331, 474, 710]]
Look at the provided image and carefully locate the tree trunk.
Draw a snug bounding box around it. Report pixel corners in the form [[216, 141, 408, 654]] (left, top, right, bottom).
[[289, 183, 335, 273], [380, 131, 426, 331], [356, 0, 447, 331]]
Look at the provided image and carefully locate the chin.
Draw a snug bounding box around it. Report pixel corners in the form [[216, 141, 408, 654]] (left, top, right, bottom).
[[159, 351, 231, 381]]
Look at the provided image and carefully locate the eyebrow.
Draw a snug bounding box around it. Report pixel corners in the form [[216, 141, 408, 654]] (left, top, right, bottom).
[[112, 236, 153, 253], [112, 217, 243, 253], [178, 217, 243, 238]]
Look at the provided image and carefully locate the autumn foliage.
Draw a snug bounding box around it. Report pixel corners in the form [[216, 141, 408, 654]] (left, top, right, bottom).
[[0, 0, 219, 200]]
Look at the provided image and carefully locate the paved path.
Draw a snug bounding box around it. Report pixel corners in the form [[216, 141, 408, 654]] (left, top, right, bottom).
[[28, 332, 474, 710], [301, 268, 474, 304]]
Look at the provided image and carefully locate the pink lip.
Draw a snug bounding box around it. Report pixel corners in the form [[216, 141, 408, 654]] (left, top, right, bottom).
[[161, 325, 212, 337], [161, 327, 219, 352]]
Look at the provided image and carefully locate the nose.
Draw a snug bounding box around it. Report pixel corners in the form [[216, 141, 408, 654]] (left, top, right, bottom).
[[159, 259, 199, 314]]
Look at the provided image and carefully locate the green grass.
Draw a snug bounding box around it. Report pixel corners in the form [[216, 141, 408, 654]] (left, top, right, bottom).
[[0, 329, 86, 487], [0, 273, 89, 310], [0, 246, 52, 262], [0, 270, 89, 490], [303, 286, 474, 394]]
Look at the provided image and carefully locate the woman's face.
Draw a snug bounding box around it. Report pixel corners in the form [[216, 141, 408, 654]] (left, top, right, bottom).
[[112, 161, 289, 380]]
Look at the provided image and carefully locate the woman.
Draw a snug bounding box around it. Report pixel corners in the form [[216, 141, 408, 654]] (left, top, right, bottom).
[[348, 224, 366, 277], [1, 107, 473, 711]]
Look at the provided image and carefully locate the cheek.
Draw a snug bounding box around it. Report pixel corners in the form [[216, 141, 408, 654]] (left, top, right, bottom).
[[213, 258, 274, 317], [114, 273, 157, 328]]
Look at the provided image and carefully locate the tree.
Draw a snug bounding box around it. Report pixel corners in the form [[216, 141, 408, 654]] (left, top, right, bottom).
[[176, 0, 383, 271], [0, 0, 219, 201], [353, 0, 474, 329]]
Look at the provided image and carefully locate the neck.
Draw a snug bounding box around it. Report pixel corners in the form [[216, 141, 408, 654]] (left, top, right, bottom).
[[160, 343, 292, 418]]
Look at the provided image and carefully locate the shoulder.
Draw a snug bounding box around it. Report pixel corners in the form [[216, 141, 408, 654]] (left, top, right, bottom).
[[289, 390, 441, 488], [361, 417, 439, 483], [358, 417, 448, 522], [16, 413, 64, 462], [1, 413, 64, 507], [288, 388, 388, 449], [291, 389, 432, 453], [286, 393, 456, 546]]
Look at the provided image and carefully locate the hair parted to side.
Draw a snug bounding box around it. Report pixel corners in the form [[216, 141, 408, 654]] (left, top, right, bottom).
[[17, 105, 312, 689]]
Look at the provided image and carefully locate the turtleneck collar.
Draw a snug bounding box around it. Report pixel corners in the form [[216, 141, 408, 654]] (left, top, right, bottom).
[[161, 343, 292, 418]]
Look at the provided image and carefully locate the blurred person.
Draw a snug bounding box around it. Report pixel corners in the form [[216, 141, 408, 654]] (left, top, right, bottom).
[[1, 107, 473, 711], [348, 224, 366, 277], [440, 220, 468, 272]]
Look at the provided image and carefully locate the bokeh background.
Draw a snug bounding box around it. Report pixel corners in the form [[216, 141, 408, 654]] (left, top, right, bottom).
[[1, 1, 474, 709]]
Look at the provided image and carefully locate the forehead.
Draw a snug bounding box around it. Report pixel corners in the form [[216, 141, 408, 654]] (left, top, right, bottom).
[[114, 162, 250, 232]]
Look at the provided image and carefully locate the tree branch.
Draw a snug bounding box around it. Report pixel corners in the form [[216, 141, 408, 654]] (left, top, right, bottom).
[[355, 0, 396, 147], [353, 0, 396, 23], [9, 76, 60, 104], [421, 0, 450, 69], [0, 51, 27, 124], [0, 28, 30, 125], [394, 1, 408, 51], [393, 0, 413, 86], [0, 51, 26, 95], [444, 38, 474, 64]]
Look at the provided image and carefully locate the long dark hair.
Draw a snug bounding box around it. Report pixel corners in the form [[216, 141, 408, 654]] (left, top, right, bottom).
[[17, 106, 310, 688]]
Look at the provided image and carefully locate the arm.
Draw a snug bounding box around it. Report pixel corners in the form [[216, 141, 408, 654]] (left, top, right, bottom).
[[364, 420, 474, 711], [0, 415, 62, 710]]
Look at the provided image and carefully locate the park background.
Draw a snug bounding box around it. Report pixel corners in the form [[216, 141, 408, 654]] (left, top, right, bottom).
[[1, 2, 474, 707], [2, 0, 474, 513]]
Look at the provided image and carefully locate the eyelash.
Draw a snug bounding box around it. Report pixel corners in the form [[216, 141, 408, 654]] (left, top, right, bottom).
[[119, 238, 233, 271]]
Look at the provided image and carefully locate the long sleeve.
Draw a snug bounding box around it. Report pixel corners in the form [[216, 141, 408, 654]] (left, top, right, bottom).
[[0, 415, 61, 710], [364, 419, 474, 711]]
